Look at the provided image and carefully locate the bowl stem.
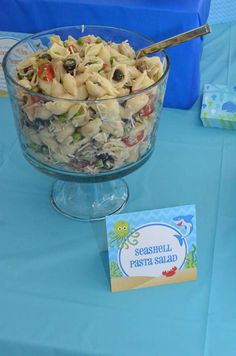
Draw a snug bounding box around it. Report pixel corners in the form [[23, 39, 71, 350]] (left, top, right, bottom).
[[50, 179, 129, 221]]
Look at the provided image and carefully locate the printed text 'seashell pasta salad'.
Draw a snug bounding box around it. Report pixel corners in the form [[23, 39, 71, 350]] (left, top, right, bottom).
[[16, 34, 164, 173]]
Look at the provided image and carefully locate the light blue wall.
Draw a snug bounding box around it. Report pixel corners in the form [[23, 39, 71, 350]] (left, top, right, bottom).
[[209, 0, 236, 24]]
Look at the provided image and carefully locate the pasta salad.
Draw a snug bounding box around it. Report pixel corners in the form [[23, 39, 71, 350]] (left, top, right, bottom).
[[15, 34, 164, 173]]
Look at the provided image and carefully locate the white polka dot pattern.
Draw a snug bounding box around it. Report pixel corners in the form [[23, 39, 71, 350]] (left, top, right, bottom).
[[209, 0, 236, 24]]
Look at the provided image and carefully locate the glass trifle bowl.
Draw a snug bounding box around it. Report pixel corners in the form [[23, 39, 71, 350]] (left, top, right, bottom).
[[3, 25, 170, 221]]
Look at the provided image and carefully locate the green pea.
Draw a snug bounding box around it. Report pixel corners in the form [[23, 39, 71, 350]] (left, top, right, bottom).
[[77, 38, 84, 45], [58, 114, 67, 123], [72, 132, 81, 141], [95, 160, 104, 168]]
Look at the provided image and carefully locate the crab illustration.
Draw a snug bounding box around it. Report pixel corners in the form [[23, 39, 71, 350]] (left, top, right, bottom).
[[162, 266, 177, 277]]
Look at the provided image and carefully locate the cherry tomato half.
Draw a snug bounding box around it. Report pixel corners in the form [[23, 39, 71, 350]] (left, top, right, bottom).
[[123, 129, 145, 147], [31, 96, 42, 104], [31, 95, 48, 104], [37, 64, 54, 82], [139, 99, 155, 117]]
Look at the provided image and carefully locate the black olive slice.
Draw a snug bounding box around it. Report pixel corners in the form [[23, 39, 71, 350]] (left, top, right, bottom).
[[63, 58, 77, 73], [96, 153, 114, 163], [112, 69, 124, 82]]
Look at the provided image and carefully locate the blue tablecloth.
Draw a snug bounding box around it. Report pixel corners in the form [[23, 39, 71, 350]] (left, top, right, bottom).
[[1, 0, 211, 109], [0, 21, 236, 355]]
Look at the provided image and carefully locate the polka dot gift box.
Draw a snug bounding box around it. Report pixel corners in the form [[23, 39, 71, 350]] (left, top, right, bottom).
[[201, 84, 236, 129]]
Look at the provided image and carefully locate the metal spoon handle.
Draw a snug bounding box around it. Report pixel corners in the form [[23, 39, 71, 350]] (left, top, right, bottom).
[[137, 24, 211, 57]]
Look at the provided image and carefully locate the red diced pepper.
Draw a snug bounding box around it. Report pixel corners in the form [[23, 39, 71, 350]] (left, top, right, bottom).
[[123, 129, 144, 147], [139, 97, 155, 117], [31, 94, 48, 104]]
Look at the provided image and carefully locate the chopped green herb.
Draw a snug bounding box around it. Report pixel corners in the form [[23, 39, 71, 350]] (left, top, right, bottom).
[[110, 56, 117, 65], [77, 38, 84, 45], [58, 113, 67, 123], [77, 106, 85, 115], [31, 87, 39, 92], [29, 143, 41, 152], [72, 132, 81, 141], [96, 37, 103, 44], [95, 160, 104, 168], [123, 127, 129, 136]]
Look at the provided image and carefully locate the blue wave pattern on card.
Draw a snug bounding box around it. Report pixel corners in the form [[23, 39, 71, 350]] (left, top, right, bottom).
[[201, 84, 236, 129]]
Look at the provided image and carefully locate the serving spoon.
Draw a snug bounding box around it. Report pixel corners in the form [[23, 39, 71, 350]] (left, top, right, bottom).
[[136, 24, 211, 58]]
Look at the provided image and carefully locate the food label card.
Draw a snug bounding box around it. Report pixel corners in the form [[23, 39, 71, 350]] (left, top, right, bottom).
[[106, 205, 197, 292]]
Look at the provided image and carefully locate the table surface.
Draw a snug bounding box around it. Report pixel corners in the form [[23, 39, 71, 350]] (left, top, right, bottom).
[[1, 21, 236, 356]]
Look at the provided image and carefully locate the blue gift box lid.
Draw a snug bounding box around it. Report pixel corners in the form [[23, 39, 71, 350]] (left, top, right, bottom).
[[0, 0, 210, 108]]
